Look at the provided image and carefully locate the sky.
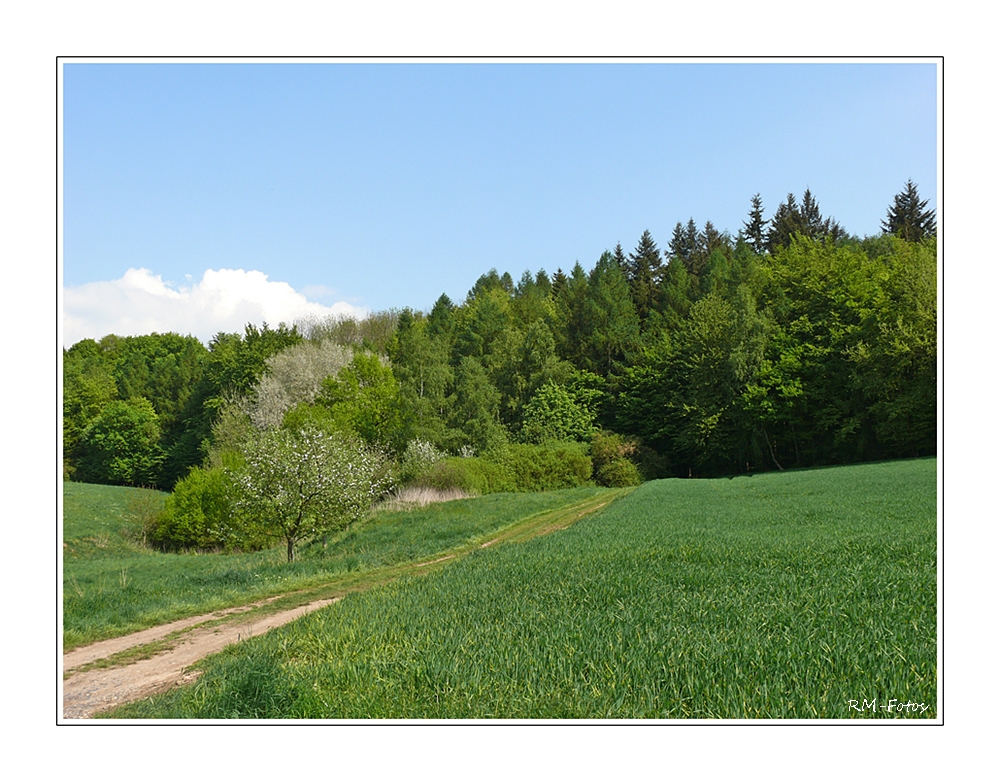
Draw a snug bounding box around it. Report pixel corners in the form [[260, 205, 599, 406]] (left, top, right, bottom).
[[60, 60, 939, 347]]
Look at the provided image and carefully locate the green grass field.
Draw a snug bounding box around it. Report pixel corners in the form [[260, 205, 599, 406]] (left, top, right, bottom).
[[63, 482, 612, 649], [102, 458, 937, 719]]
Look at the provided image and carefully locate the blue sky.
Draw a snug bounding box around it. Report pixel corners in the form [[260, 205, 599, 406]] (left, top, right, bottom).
[[61, 60, 938, 345]]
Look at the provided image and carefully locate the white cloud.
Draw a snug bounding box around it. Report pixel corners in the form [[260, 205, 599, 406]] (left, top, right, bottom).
[[62, 268, 368, 347]]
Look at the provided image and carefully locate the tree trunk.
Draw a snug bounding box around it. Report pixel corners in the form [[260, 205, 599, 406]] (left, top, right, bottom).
[[762, 426, 784, 471], [287, 538, 295, 563]]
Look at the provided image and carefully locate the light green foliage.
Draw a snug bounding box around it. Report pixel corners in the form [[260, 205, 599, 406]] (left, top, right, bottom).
[[390, 309, 453, 447], [76, 398, 164, 486], [316, 352, 403, 448], [114, 459, 936, 719], [448, 356, 509, 457], [519, 382, 595, 444], [63, 340, 119, 474], [582, 253, 641, 375], [416, 456, 515, 495], [504, 442, 593, 491], [847, 237, 937, 454], [229, 427, 394, 561], [416, 442, 593, 494], [594, 457, 642, 487], [299, 311, 400, 354], [151, 466, 264, 552]]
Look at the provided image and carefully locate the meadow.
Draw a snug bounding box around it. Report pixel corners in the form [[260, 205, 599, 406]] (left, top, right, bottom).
[[102, 458, 937, 719], [63, 482, 612, 649]]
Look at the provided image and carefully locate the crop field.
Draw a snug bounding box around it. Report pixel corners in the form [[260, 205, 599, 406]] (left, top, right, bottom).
[[63, 482, 611, 649], [104, 458, 937, 720]]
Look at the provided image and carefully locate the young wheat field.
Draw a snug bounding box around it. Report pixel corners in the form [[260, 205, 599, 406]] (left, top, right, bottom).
[[99, 458, 937, 719]]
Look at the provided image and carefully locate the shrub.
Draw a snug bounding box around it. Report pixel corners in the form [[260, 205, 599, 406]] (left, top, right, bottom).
[[416, 443, 593, 494], [505, 442, 593, 492], [595, 458, 643, 487], [590, 430, 644, 487], [398, 439, 447, 485], [121, 487, 167, 548], [151, 466, 266, 552], [417, 457, 513, 495]]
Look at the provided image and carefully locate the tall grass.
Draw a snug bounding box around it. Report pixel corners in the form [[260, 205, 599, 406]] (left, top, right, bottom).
[[106, 458, 936, 720], [63, 482, 608, 648]]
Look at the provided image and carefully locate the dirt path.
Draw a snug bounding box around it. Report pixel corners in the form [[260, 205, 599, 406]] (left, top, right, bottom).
[[63, 598, 339, 718], [62, 490, 624, 720]]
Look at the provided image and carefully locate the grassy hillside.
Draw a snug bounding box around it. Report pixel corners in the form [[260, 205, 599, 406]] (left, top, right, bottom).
[[105, 458, 937, 719], [63, 482, 612, 649]]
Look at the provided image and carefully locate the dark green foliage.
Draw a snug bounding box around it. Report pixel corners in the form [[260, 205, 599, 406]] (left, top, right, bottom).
[[766, 190, 845, 253], [625, 230, 663, 322], [882, 180, 936, 242], [63, 186, 935, 488], [742, 193, 767, 254], [580, 252, 641, 375], [668, 219, 700, 274]]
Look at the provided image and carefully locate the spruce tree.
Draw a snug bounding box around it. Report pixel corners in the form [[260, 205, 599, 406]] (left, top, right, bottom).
[[613, 242, 627, 270], [766, 193, 805, 253], [626, 230, 663, 323], [882, 180, 936, 241], [742, 193, 767, 254], [668, 219, 700, 275]]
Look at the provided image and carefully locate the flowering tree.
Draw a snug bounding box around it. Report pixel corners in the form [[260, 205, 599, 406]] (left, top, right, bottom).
[[229, 427, 393, 562]]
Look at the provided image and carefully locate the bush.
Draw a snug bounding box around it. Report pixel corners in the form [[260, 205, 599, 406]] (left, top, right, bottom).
[[590, 430, 644, 487], [416, 443, 593, 494], [595, 458, 643, 487], [151, 466, 266, 552], [398, 439, 447, 485], [505, 442, 593, 492], [417, 457, 514, 495]]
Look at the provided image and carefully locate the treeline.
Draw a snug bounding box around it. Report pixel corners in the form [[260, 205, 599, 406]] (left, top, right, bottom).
[[63, 181, 937, 493]]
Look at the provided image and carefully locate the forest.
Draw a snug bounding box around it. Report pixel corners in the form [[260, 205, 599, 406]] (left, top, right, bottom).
[[62, 182, 937, 557]]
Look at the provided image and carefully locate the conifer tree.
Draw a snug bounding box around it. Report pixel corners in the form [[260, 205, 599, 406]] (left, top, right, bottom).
[[626, 230, 663, 323], [613, 243, 627, 270], [882, 180, 936, 241], [766, 193, 806, 253], [742, 193, 767, 254], [668, 219, 701, 275]]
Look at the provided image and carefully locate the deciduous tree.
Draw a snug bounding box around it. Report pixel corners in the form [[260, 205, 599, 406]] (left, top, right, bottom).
[[229, 427, 393, 562]]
